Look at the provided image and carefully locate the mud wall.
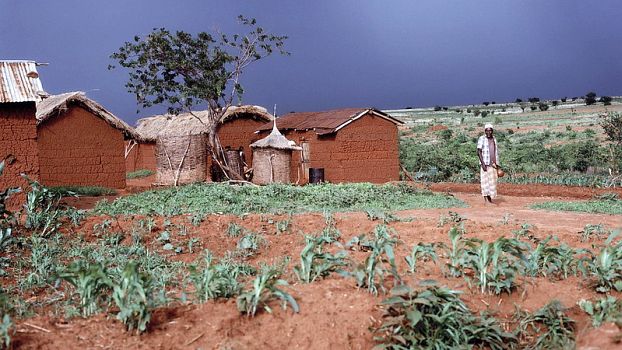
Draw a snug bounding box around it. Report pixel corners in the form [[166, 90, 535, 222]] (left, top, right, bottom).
[[38, 105, 126, 188], [0, 102, 39, 208], [125, 141, 156, 173], [272, 113, 399, 184], [209, 117, 266, 180]]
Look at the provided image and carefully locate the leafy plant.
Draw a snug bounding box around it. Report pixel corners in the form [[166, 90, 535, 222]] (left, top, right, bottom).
[[373, 283, 516, 349], [515, 300, 576, 349], [111, 262, 154, 334], [236, 232, 266, 258], [320, 211, 341, 243], [581, 224, 609, 242], [465, 237, 526, 294], [443, 227, 478, 277], [58, 260, 113, 317], [22, 176, 64, 236], [404, 242, 438, 273], [579, 296, 622, 327], [294, 235, 348, 283], [236, 264, 298, 317], [525, 236, 581, 280], [188, 250, 243, 302], [226, 222, 244, 237], [580, 232, 622, 292], [350, 225, 401, 295]]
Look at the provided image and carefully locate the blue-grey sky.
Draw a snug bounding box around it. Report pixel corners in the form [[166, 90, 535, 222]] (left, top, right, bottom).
[[2, 0, 621, 124]]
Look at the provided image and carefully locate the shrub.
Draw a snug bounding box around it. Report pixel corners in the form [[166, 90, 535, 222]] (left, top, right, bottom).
[[586, 91, 597, 105], [111, 262, 155, 334], [373, 284, 516, 349], [58, 260, 113, 317], [237, 264, 298, 317]]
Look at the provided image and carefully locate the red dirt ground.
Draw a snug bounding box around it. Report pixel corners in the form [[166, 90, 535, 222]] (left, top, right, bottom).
[[10, 186, 622, 349]]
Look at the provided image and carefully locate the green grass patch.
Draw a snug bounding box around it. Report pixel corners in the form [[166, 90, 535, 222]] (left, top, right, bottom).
[[95, 182, 466, 216], [531, 198, 622, 215], [50, 186, 117, 197], [126, 169, 155, 179]]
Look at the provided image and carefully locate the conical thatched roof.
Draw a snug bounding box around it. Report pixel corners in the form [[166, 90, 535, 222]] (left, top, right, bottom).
[[251, 120, 301, 150], [36, 91, 139, 139], [135, 105, 273, 142]]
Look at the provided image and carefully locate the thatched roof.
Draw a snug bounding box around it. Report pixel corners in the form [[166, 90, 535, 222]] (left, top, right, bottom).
[[135, 105, 274, 142], [36, 91, 139, 139], [251, 121, 301, 151]]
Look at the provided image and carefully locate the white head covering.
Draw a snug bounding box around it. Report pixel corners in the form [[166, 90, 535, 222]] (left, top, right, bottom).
[[484, 123, 494, 130]]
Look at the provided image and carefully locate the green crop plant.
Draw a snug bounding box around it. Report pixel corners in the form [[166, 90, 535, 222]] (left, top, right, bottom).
[[581, 224, 609, 242], [95, 182, 465, 216], [350, 225, 401, 295], [525, 236, 581, 280], [0, 314, 11, 350], [275, 213, 293, 234], [0, 161, 20, 227], [466, 237, 526, 294], [226, 222, 244, 237], [236, 232, 267, 258], [365, 209, 401, 223], [111, 262, 154, 334], [320, 211, 341, 243], [443, 227, 479, 277], [437, 211, 465, 227], [515, 300, 576, 350], [580, 232, 622, 292], [20, 234, 63, 291], [513, 223, 536, 241], [372, 283, 516, 350], [579, 296, 622, 327], [404, 242, 438, 273], [23, 177, 64, 237], [293, 235, 348, 283], [188, 250, 243, 302], [236, 264, 299, 317], [58, 260, 113, 317]]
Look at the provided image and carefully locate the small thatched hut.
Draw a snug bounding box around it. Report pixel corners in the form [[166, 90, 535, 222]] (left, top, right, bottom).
[[36, 92, 139, 188], [256, 108, 403, 184], [250, 121, 301, 185], [127, 105, 273, 180]]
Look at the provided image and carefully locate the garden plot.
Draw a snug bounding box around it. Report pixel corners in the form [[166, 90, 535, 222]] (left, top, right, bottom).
[[2, 182, 622, 349]]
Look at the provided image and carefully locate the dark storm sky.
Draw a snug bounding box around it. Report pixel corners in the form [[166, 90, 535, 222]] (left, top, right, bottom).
[[2, 0, 621, 124]]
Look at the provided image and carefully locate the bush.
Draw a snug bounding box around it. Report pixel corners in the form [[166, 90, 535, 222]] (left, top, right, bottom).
[[538, 102, 549, 111], [586, 91, 597, 105]]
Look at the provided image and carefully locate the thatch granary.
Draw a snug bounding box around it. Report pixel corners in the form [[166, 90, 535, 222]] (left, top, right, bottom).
[[155, 134, 207, 186], [127, 105, 273, 180], [250, 121, 301, 185], [36, 92, 139, 188], [0, 60, 43, 208], [255, 108, 403, 184]]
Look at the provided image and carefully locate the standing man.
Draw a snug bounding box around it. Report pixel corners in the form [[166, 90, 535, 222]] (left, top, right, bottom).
[[477, 123, 499, 204]]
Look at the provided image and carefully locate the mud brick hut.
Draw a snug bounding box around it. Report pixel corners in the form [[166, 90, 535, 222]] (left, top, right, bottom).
[[36, 92, 139, 188], [255, 108, 403, 184], [128, 105, 273, 180], [0, 60, 44, 207]]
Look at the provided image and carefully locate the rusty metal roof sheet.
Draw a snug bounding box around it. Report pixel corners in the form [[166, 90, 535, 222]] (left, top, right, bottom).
[[0, 60, 44, 103], [256, 108, 403, 135]]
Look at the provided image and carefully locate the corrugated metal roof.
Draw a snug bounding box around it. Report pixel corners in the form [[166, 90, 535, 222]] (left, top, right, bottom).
[[256, 108, 403, 135], [0, 60, 44, 103]]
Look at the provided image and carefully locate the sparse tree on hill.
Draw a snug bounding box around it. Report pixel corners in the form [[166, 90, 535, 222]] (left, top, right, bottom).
[[483, 101, 490, 106], [561, 97, 567, 102], [109, 16, 289, 180], [585, 92, 597, 105], [528, 97, 540, 103], [599, 96, 613, 106], [515, 98, 523, 103], [538, 102, 549, 111], [519, 102, 527, 112], [551, 100, 559, 108]]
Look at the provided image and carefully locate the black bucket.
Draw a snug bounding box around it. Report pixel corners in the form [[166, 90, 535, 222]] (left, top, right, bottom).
[[309, 168, 325, 184]]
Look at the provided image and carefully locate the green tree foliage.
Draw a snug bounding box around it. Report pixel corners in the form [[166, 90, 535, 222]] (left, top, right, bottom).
[[585, 91, 597, 105], [109, 16, 288, 179]]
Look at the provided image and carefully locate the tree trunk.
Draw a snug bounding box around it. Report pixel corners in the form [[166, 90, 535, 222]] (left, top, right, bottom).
[[206, 122, 245, 181]]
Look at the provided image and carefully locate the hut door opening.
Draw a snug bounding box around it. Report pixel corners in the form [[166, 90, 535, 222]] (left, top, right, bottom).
[[301, 142, 310, 181]]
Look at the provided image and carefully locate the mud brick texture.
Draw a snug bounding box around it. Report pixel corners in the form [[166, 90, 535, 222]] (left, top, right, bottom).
[[38, 105, 126, 188]]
